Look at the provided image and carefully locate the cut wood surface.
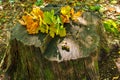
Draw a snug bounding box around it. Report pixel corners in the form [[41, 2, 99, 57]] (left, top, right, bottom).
[[0, 11, 108, 80]]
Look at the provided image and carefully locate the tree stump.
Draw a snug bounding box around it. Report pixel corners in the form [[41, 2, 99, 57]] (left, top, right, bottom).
[[0, 11, 108, 80]]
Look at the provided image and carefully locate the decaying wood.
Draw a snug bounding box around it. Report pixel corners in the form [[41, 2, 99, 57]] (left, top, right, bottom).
[[0, 11, 108, 80]]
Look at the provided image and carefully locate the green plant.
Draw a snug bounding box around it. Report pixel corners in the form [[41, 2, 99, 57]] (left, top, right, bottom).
[[103, 19, 119, 36], [19, 5, 82, 38], [116, 15, 120, 25], [89, 4, 101, 11], [35, 0, 43, 6]]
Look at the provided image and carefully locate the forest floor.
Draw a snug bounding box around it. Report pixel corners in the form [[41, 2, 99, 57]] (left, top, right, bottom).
[[0, 1, 120, 80]]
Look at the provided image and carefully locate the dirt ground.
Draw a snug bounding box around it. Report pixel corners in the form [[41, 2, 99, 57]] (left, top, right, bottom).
[[0, 1, 120, 80], [99, 44, 120, 80]]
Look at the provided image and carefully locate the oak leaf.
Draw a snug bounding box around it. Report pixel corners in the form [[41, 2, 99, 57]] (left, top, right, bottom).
[[60, 15, 70, 23], [70, 8, 83, 22], [22, 15, 39, 34], [61, 6, 71, 15], [31, 6, 44, 19]]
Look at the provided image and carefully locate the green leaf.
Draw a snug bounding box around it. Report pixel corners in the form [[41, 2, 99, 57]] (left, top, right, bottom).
[[117, 15, 120, 20], [110, 0, 117, 4], [116, 20, 120, 25], [110, 20, 117, 28], [39, 24, 48, 33], [9, 0, 14, 3], [35, 0, 43, 6], [55, 16, 62, 35], [43, 9, 66, 38], [90, 5, 101, 11], [58, 26, 66, 37], [43, 10, 56, 25], [56, 16, 62, 24], [43, 12, 52, 24], [49, 25, 57, 38], [0, 0, 2, 4], [0, 30, 2, 34], [49, 31, 55, 38], [104, 19, 117, 28], [51, 10, 56, 22], [103, 19, 119, 35], [55, 23, 59, 35]]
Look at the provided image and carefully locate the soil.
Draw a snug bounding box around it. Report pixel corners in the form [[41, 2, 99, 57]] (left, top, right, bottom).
[[0, 1, 120, 80], [99, 43, 120, 80]]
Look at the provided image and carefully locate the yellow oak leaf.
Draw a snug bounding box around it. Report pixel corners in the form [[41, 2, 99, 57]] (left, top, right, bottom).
[[70, 8, 74, 16], [18, 20, 26, 25], [70, 8, 83, 22], [19, 15, 30, 26], [61, 6, 71, 15], [31, 6, 43, 19], [27, 21, 39, 34], [22, 15, 39, 34], [60, 15, 70, 23]]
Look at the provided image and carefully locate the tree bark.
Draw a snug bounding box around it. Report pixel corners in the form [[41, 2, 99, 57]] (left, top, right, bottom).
[[1, 39, 99, 80], [0, 11, 108, 80]]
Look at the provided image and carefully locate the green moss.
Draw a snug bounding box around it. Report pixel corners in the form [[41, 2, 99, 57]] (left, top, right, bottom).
[[44, 68, 54, 80]]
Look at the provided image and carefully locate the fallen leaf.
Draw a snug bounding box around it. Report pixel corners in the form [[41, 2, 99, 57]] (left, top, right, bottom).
[[60, 15, 70, 23], [31, 6, 44, 19], [112, 76, 119, 80], [18, 20, 26, 25], [70, 8, 83, 22], [58, 26, 66, 37], [61, 5, 71, 15], [118, 51, 120, 54], [22, 15, 39, 34]]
